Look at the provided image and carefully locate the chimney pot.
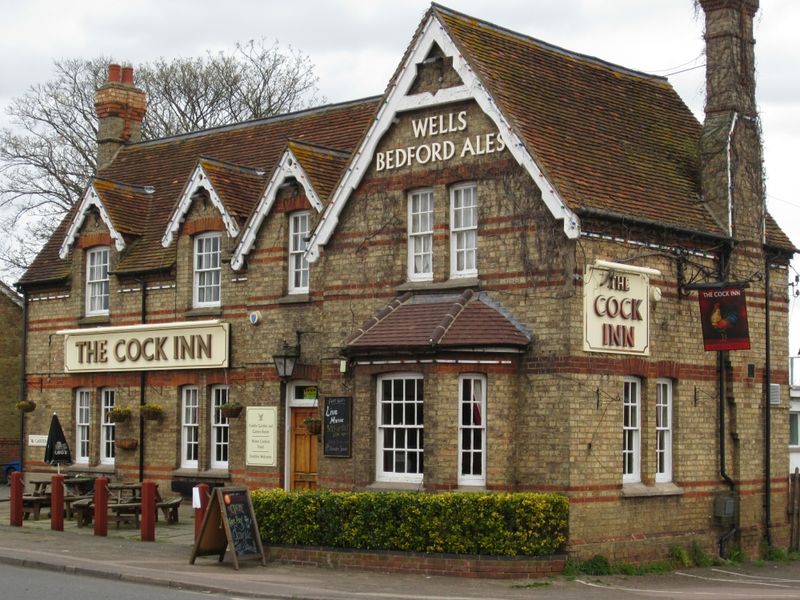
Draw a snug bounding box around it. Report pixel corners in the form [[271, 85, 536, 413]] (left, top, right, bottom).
[[121, 66, 134, 85], [107, 64, 122, 83]]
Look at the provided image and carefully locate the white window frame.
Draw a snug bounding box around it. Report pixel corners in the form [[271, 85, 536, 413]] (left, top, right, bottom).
[[75, 388, 91, 464], [100, 388, 116, 465], [450, 183, 478, 278], [86, 246, 109, 316], [181, 386, 200, 469], [210, 385, 230, 470], [655, 378, 673, 483], [458, 374, 486, 486], [193, 233, 221, 308], [407, 189, 434, 281], [376, 373, 424, 483], [288, 211, 310, 294], [790, 412, 800, 448], [623, 377, 641, 483]]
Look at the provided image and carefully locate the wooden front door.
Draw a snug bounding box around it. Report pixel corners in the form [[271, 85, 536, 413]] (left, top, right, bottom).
[[291, 407, 318, 489]]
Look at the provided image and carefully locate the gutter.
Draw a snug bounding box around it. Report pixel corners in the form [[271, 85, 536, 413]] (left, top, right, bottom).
[[18, 290, 28, 472]]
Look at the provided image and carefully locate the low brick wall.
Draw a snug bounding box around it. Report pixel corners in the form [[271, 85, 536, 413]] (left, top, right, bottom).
[[266, 546, 566, 579]]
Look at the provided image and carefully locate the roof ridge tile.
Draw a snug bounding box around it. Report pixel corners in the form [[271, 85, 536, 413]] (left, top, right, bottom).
[[429, 288, 474, 346]]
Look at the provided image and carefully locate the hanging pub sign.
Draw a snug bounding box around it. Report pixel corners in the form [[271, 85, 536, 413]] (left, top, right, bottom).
[[583, 260, 660, 356], [697, 286, 750, 351]]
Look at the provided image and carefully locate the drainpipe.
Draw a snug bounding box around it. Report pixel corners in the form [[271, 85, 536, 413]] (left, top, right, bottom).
[[717, 250, 736, 557], [18, 290, 28, 472], [764, 258, 772, 547], [138, 276, 147, 483]]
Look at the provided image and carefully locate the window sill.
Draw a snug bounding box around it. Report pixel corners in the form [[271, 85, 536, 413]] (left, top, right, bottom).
[[185, 306, 222, 318], [278, 293, 311, 305], [171, 468, 230, 480], [368, 481, 424, 492], [396, 277, 479, 293], [621, 482, 683, 498], [66, 464, 115, 476], [456, 484, 486, 492], [78, 314, 111, 326]]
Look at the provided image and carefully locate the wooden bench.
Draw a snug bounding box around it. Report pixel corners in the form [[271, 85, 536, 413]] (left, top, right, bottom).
[[21, 494, 51, 520], [156, 496, 182, 523], [109, 502, 141, 528], [72, 497, 93, 527]]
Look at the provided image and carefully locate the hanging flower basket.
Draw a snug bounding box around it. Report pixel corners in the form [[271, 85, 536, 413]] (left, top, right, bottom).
[[220, 402, 244, 418], [108, 407, 131, 423], [303, 417, 322, 435], [116, 438, 138, 451], [141, 403, 164, 421], [15, 400, 36, 413]]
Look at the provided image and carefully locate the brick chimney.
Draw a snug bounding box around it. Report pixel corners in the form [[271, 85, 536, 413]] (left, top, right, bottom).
[[95, 63, 146, 170], [699, 0, 765, 247]]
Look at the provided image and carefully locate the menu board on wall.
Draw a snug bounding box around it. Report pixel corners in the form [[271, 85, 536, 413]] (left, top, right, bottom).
[[323, 396, 351, 458], [245, 407, 277, 466]]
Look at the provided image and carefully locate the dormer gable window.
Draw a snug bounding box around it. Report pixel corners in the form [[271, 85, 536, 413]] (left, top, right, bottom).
[[193, 232, 221, 308], [86, 246, 110, 316]]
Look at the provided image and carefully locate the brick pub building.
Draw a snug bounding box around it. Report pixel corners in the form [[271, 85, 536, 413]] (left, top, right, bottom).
[[16, 2, 796, 560]]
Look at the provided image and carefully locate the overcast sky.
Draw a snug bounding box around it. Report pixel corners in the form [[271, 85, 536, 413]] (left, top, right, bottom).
[[1, 0, 798, 353]]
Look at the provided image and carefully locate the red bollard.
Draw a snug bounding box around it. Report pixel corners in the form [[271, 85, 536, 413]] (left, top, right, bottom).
[[51, 474, 64, 531], [9, 471, 23, 526], [141, 480, 156, 542], [194, 483, 209, 541], [94, 476, 108, 537]]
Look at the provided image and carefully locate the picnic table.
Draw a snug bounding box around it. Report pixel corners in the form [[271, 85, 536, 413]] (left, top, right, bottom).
[[72, 482, 182, 528], [21, 475, 96, 520]]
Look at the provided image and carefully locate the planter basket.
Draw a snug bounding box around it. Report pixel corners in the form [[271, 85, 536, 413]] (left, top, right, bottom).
[[16, 401, 36, 413], [116, 438, 138, 450], [221, 404, 244, 418], [108, 410, 130, 423], [141, 406, 163, 421], [304, 418, 322, 435]]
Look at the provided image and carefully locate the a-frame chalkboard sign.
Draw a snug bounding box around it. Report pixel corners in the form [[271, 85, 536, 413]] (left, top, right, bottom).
[[190, 486, 266, 570]]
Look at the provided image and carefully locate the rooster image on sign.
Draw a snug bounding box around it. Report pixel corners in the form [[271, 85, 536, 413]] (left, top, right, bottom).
[[697, 287, 751, 351]]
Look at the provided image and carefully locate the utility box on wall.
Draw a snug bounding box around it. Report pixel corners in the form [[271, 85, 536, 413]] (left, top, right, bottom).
[[714, 493, 736, 524]]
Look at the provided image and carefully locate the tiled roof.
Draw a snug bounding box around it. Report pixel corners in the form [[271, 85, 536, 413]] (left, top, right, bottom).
[[21, 98, 380, 283], [287, 141, 350, 206], [197, 157, 266, 221], [345, 290, 530, 353], [92, 179, 153, 237], [431, 5, 794, 252]]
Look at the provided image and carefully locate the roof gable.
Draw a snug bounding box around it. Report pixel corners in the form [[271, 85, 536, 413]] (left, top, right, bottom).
[[162, 158, 265, 247], [306, 9, 580, 263], [231, 142, 343, 270], [59, 179, 153, 259]]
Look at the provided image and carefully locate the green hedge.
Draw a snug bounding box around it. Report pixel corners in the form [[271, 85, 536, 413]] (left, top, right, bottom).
[[252, 489, 568, 557]]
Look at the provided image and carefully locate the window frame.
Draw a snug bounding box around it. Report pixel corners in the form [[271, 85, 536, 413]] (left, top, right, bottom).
[[75, 388, 91, 464], [791, 411, 800, 448], [449, 183, 478, 278], [622, 377, 641, 484], [181, 386, 200, 469], [288, 211, 310, 294], [100, 388, 116, 465], [210, 385, 230, 470], [85, 246, 110, 316], [376, 373, 424, 484], [655, 378, 673, 483], [458, 374, 486, 486], [193, 232, 221, 308], [407, 188, 434, 281]]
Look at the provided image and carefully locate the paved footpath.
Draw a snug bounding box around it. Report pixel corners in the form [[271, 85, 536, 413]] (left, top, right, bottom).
[[4, 484, 800, 599]]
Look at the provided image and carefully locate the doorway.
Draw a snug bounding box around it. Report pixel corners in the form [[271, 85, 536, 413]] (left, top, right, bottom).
[[284, 382, 319, 490]]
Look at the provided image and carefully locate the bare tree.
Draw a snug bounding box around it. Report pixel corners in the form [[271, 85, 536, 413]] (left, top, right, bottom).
[[0, 39, 321, 279]]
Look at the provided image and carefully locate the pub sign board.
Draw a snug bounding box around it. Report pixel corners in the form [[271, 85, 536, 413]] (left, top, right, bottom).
[[697, 286, 751, 351], [58, 320, 229, 372], [583, 261, 659, 356]]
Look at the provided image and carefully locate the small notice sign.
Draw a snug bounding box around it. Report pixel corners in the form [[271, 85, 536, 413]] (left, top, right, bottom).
[[190, 486, 265, 570], [28, 435, 47, 447], [246, 407, 277, 466]]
